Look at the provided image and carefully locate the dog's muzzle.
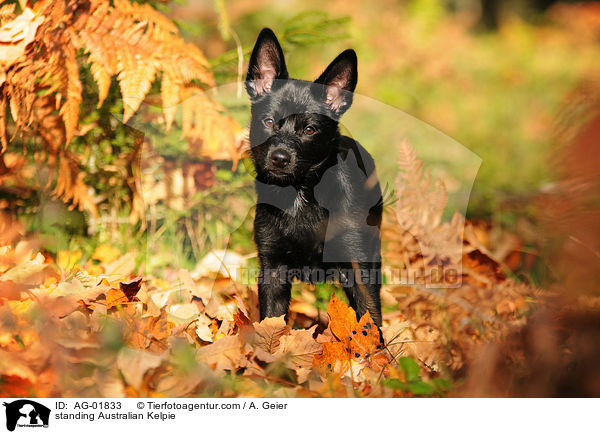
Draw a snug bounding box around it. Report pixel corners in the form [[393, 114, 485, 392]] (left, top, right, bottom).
[[266, 146, 296, 174]]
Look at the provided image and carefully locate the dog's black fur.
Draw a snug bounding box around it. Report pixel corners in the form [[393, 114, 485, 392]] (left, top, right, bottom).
[[246, 28, 383, 326]]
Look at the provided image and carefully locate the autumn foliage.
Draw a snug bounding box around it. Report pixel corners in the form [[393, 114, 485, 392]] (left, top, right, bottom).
[[0, 0, 241, 218], [313, 293, 388, 378]]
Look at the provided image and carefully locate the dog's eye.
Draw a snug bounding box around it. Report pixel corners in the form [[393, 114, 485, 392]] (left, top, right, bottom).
[[263, 118, 274, 127], [303, 126, 316, 136]]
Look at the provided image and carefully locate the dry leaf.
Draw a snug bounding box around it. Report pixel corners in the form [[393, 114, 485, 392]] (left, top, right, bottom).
[[102, 252, 136, 282], [191, 250, 247, 281], [0, 252, 46, 284], [0, 350, 36, 381], [166, 303, 199, 326], [117, 347, 164, 390], [273, 325, 321, 381], [130, 311, 171, 351], [314, 292, 388, 376], [48, 278, 104, 304], [106, 288, 128, 309], [195, 314, 213, 342], [196, 335, 243, 371], [252, 315, 289, 354], [120, 276, 142, 299]]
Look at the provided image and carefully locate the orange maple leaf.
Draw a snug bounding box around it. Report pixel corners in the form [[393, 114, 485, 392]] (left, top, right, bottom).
[[313, 292, 388, 376], [106, 288, 128, 309]]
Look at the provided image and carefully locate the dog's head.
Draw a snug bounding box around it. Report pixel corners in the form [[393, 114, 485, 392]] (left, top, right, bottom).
[[245, 28, 357, 186]]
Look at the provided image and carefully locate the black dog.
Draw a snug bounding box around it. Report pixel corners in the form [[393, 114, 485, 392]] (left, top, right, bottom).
[[246, 28, 383, 326]]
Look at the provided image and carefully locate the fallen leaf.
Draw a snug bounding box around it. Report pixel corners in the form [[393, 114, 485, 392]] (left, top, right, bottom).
[[119, 276, 142, 299], [166, 303, 199, 326], [0, 281, 29, 300], [313, 292, 389, 376], [191, 250, 247, 281], [178, 269, 212, 304], [233, 309, 253, 344], [195, 314, 213, 342], [106, 288, 128, 309], [103, 252, 136, 281], [206, 298, 238, 322], [196, 335, 243, 371], [273, 325, 321, 381], [0, 350, 36, 382], [252, 315, 288, 354], [131, 311, 171, 351], [48, 278, 105, 303], [462, 249, 505, 285], [0, 252, 46, 284], [117, 347, 164, 390], [381, 320, 411, 359], [0, 375, 36, 397]]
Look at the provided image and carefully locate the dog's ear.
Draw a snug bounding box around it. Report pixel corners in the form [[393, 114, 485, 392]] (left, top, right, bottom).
[[314, 49, 357, 115], [246, 28, 288, 99]]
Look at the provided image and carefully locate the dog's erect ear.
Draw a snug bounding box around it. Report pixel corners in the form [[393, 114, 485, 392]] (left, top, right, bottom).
[[246, 28, 288, 99], [314, 49, 357, 115]]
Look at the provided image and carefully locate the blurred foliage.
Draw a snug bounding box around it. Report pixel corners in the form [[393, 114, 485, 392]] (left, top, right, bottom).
[[368, 1, 595, 221], [197, 0, 598, 224]]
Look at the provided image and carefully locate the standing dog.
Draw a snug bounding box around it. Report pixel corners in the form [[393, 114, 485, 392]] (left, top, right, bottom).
[[246, 28, 383, 326]]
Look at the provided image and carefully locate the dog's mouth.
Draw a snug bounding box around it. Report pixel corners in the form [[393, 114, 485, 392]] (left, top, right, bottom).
[[262, 167, 295, 185], [265, 165, 293, 176]]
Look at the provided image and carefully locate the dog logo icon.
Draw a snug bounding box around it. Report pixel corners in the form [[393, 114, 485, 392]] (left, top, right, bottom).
[[3, 400, 50, 431]]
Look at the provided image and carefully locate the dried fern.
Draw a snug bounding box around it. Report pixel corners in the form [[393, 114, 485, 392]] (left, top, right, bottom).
[[384, 139, 466, 283], [383, 139, 535, 372], [0, 0, 240, 216]]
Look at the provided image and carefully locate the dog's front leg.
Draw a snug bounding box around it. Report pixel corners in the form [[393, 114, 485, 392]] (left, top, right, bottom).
[[258, 259, 292, 320], [339, 261, 382, 327]]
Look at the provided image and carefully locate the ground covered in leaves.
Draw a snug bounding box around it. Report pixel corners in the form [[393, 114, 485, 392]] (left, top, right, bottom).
[[0, 228, 534, 398]]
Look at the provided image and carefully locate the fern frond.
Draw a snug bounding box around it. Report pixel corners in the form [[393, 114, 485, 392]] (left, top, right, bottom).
[[35, 95, 66, 153], [53, 151, 98, 217], [384, 139, 466, 282], [8, 92, 19, 124], [78, 31, 113, 107], [116, 49, 158, 123], [59, 42, 82, 144], [114, 0, 179, 35]]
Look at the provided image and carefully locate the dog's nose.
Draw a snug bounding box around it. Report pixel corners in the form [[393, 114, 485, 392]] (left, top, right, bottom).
[[270, 149, 291, 168]]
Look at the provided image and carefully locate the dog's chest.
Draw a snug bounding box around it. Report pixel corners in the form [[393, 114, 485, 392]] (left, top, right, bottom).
[[266, 196, 328, 262], [280, 197, 327, 240]]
